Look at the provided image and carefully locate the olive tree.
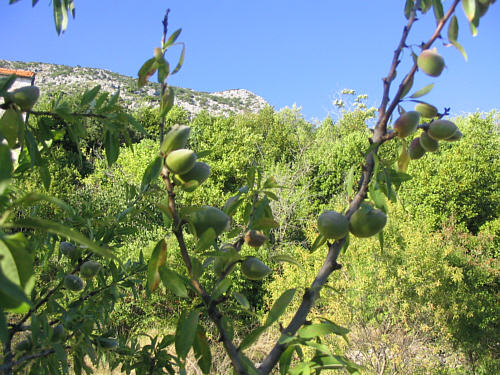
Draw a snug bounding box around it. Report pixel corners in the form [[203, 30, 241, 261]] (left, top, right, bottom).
[[0, 0, 496, 374]]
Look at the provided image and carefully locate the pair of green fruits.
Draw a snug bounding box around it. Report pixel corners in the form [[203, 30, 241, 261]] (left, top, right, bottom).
[[318, 204, 387, 240], [60, 242, 102, 291], [214, 244, 271, 281], [162, 125, 210, 192]]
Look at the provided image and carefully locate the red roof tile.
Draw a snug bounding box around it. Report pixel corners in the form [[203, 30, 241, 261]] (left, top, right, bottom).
[[0, 67, 35, 78]]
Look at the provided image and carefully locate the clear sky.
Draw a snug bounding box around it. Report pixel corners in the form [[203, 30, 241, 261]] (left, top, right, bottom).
[[1, 0, 499, 121]]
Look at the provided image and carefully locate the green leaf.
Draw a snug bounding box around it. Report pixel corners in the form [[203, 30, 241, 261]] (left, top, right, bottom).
[[239, 326, 267, 351], [451, 40, 468, 61], [175, 310, 199, 359], [140, 156, 163, 193], [432, 0, 444, 20], [400, 74, 414, 98], [0, 108, 22, 148], [8, 217, 116, 260], [104, 130, 119, 167], [462, 0, 476, 22], [196, 228, 216, 252], [397, 141, 410, 173], [280, 345, 296, 375], [159, 266, 188, 298], [193, 325, 211, 374], [378, 230, 385, 252], [0, 311, 7, 345], [310, 234, 327, 253], [160, 86, 175, 119], [409, 83, 434, 98], [171, 44, 185, 75], [0, 144, 13, 183], [124, 114, 148, 135], [0, 265, 31, 311], [38, 164, 51, 190], [53, 0, 62, 35], [448, 15, 459, 43], [321, 319, 350, 343], [252, 217, 279, 230], [211, 278, 231, 301], [80, 85, 101, 107], [0, 75, 16, 95], [265, 288, 296, 327], [164, 28, 182, 49], [404, 0, 414, 19], [223, 194, 242, 216], [263, 191, 279, 201], [138, 57, 158, 88], [146, 239, 166, 293], [369, 184, 388, 214], [157, 58, 170, 84], [345, 165, 355, 199], [298, 321, 349, 342], [270, 255, 304, 270], [25, 128, 42, 166], [232, 291, 250, 310]]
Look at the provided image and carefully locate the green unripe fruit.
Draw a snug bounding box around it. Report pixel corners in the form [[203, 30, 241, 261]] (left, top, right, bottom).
[[80, 261, 101, 279], [317, 210, 349, 240], [60, 241, 79, 258], [244, 230, 268, 247], [417, 48, 445, 77], [190, 206, 230, 237], [349, 204, 387, 238], [446, 129, 463, 142], [414, 102, 438, 119], [419, 131, 439, 152], [394, 111, 420, 138], [51, 324, 65, 342], [160, 125, 191, 154], [8, 86, 40, 111], [408, 137, 426, 159], [166, 149, 197, 174], [64, 274, 84, 292], [241, 257, 271, 280], [214, 245, 240, 276], [174, 161, 211, 192], [428, 119, 458, 140], [95, 337, 118, 350]]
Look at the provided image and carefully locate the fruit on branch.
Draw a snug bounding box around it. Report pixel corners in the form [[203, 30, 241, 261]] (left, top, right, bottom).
[[419, 131, 439, 152], [51, 324, 65, 342], [349, 203, 387, 238], [166, 148, 197, 174], [241, 256, 271, 280], [394, 111, 420, 138], [80, 260, 101, 279], [190, 206, 230, 237], [63, 274, 84, 292], [244, 230, 268, 247], [417, 48, 445, 77], [173, 161, 211, 192], [409, 137, 426, 159], [317, 210, 349, 240], [60, 241, 79, 259], [161, 125, 191, 154], [415, 102, 438, 118], [6, 86, 40, 111], [446, 129, 463, 141], [428, 119, 458, 140]]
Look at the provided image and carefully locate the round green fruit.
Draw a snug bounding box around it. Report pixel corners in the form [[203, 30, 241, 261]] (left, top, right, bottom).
[[446, 129, 463, 142], [166, 149, 197, 174], [80, 260, 101, 279], [419, 131, 439, 152], [64, 274, 84, 292], [214, 245, 240, 276], [160, 125, 191, 154], [8, 86, 40, 111], [349, 204, 387, 238], [241, 257, 271, 280], [60, 241, 79, 258], [317, 210, 349, 240], [190, 206, 230, 237], [409, 137, 426, 159], [174, 161, 211, 192], [394, 111, 420, 138], [428, 119, 458, 140], [414, 102, 438, 119], [417, 48, 445, 77]]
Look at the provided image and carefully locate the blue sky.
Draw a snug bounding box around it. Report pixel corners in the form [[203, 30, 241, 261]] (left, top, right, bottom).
[[1, 0, 499, 121]]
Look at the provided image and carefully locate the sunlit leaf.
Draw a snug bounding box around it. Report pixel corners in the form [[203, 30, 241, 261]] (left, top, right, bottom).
[[140, 156, 163, 193], [164, 28, 182, 49], [432, 0, 444, 20], [448, 15, 458, 42], [233, 291, 250, 309], [270, 255, 304, 270], [462, 0, 476, 22], [451, 41, 468, 61], [159, 266, 188, 298], [265, 288, 296, 327], [171, 44, 185, 75], [410, 83, 434, 98], [146, 239, 166, 293], [310, 234, 327, 253]]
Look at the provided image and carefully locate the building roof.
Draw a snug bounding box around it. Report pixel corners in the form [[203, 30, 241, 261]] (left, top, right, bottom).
[[0, 67, 35, 78]]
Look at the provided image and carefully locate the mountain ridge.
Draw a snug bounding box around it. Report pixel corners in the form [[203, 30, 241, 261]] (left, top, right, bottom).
[[0, 59, 269, 117]]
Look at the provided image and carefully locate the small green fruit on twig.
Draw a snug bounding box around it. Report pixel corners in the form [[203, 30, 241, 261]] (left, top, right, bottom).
[[394, 111, 420, 138], [417, 48, 445, 77], [80, 260, 101, 279], [409, 137, 426, 159], [414, 102, 438, 119], [64, 274, 84, 292], [166, 149, 197, 174], [428, 119, 458, 140], [174, 161, 211, 192], [349, 204, 387, 238], [241, 256, 271, 280], [6, 86, 40, 111], [190, 206, 230, 237], [244, 230, 268, 247], [419, 131, 439, 152], [317, 210, 349, 240], [161, 125, 191, 154], [60, 241, 79, 259]]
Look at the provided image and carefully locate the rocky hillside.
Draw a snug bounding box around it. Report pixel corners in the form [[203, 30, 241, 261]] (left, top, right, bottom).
[[0, 60, 269, 117]]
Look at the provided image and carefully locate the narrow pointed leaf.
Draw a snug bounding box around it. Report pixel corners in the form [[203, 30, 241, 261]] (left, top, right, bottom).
[[233, 291, 250, 310], [164, 28, 182, 49], [432, 0, 444, 20], [265, 288, 296, 327], [462, 0, 476, 22], [448, 15, 458, 43], [239, 326, 267, 351], [138, 58, 157, 88], [159, 266, 188, 298], [171, 44, 185, 75], [146, 239, 166, 293], [310, 234, 327, 253], [280, 345, 296, 375], [410, 83, 434, 98], [451, 40, 468, 61], [270, 255, 304, 270], [193, 325, 212, 374], [140, 156, 163, 193], [175, 310, 199, 359]]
